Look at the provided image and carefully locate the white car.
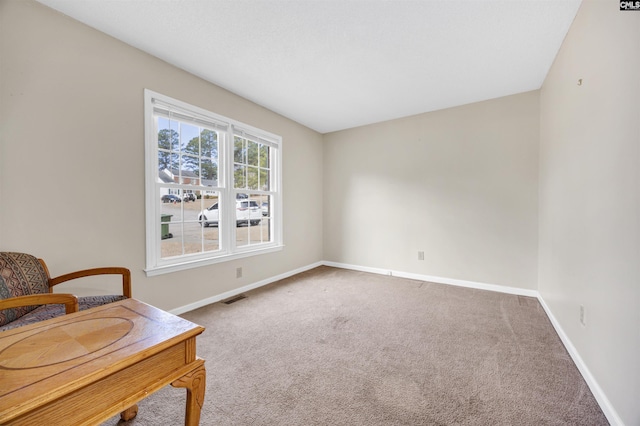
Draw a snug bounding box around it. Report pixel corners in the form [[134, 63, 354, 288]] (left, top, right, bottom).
[[199, 200, 262, 227]]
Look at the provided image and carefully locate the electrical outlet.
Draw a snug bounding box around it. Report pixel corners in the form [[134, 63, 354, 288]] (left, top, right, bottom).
[[236, 267, 243, 279], [579, 305, 586, 326], [418, 251, 425, 261]]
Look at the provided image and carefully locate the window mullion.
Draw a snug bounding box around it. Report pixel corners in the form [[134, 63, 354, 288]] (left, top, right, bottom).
[[224, 127, 235, 254]]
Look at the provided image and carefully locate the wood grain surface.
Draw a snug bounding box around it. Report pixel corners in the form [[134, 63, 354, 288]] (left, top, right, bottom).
[[0, 298, 205, 425]]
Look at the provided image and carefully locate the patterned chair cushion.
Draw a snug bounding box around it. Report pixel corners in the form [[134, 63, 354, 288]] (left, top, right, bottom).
[[79, 294, 127, 311], [0, 252, 50, 327], [0, 294, 127, 332]]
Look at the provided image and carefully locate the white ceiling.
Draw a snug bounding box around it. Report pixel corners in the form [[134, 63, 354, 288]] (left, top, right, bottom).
[[35, 0, 581, 134]]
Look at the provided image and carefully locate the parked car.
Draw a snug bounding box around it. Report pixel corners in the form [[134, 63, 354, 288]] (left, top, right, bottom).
[[261, 202, 269, 216], [199, 199, 262, 227], [161, 194, 182, 203], [183, 193, 196, 202]]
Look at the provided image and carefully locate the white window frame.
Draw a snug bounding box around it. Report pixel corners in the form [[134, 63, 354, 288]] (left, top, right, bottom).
[[144, 89, 283, 276]]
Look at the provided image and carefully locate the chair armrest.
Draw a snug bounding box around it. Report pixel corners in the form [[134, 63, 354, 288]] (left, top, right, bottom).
[[47, 267, 132, 298], [0, 294, 79, 314]]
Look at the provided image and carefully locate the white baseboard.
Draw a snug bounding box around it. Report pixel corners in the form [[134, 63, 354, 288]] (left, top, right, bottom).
[[168, 261, 324, 316], [322, 260, 539, 298], [537, 297, 624, 426]]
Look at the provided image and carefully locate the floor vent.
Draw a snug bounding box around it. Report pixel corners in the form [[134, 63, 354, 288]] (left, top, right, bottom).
[[222, 294, 247, 305]]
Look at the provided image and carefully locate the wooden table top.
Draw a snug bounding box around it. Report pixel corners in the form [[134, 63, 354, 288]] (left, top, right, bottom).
[[0, 298, 205, 421]]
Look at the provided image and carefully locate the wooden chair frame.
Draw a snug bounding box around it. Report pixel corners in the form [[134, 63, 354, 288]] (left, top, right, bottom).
[[39, 261, 132, 298], [0, 293, 79, 315], [0, 260, 131, 315]]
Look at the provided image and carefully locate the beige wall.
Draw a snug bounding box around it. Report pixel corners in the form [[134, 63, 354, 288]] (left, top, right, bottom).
[[539, 1, 640, 424], [0, 0, 324, 311], [324, 92, 540, 290]]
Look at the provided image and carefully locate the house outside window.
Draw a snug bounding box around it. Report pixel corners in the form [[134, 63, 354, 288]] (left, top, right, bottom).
[[144, 90, 282, 275]]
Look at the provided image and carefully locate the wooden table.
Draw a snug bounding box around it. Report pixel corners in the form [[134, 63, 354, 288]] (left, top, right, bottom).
[[0, 298, 206, 425]]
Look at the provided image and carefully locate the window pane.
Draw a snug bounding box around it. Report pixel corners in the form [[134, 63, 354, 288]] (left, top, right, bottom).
[[247, 140, 259, 166], [203, 226, 220, 252], [260, 218, 271, 243], [158, 118, 179, 151], [235, 225, 249, 248], [247, 166, 259, 190], [234, 164, 246, 189], [260, 169, 269, 191], [158, 152, 179, 177], [158, 119, 179, 176], [180, 169, 197, 184], [183, 223, 206, 255], [235, 194, 249, 236], [159, 189, 222, 258], [200, 158, 218, 183], [260, 145, 269, 168], [160, 154, 178, 178], [256, 194, 271, 244], [235, 217, 269, 247], [169, 153, 180, 175], [180, 123, 200, 154], [234, 137, 245, 163], [161, 223, 183, 258], [235, 194, 270, 247], [200, 129, 218, 160], [160, 190, 182, 221], [235, 196, 260, 225], [260, 195, 271, 218], [181, 154, 200, 178], [199, 195, 220, 228]]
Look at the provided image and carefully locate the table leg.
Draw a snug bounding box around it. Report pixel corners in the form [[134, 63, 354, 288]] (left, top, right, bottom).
[[120, 404, 138, 421], [172, 362, 206, 426]]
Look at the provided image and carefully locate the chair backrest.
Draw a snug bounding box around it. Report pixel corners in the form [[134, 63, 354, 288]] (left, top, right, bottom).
[[0, 252, 50, 327]]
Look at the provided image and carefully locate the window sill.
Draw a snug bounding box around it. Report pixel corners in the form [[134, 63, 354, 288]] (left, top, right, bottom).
[[144, 244, 284, 277]]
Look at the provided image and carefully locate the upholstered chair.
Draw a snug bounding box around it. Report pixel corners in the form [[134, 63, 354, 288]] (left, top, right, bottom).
[[0, 252, 131, 332]]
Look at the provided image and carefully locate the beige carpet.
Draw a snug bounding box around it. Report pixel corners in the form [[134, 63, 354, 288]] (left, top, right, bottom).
[[104, 266, 608, 425]]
